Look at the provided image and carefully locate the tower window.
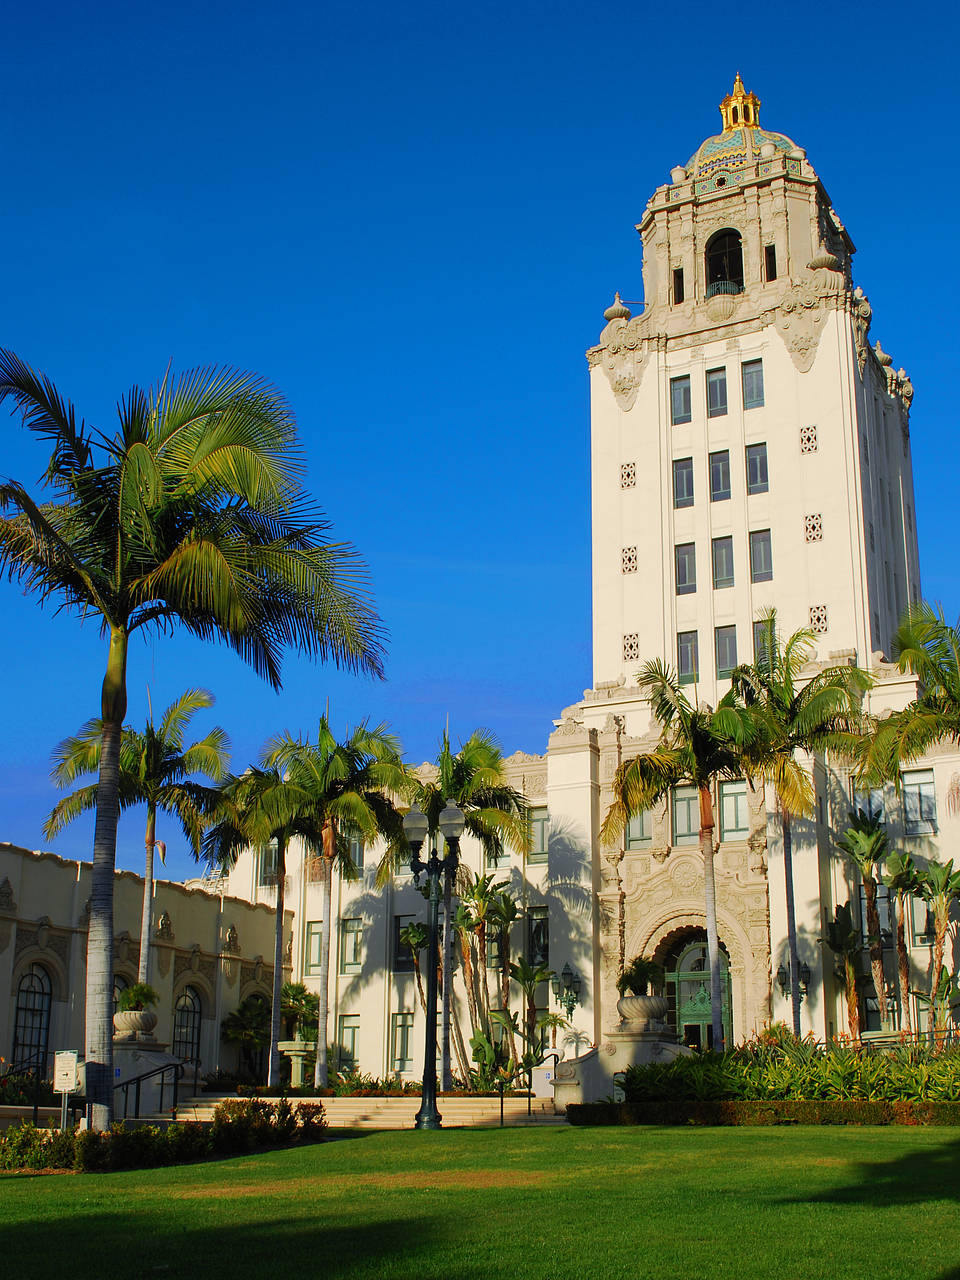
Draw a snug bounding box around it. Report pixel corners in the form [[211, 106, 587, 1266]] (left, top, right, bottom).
[[750, 530, 773, 582], [673, 268, 685, 304], [706, 368, 728, 418], [742, 359, 764, 409], [745, 443, 768, 494], [712, 536, 734, 589], [732, 106, 739, 125], [715, 626, 738, 679], [678, 631, 699, 684], [675, 543, 696, 595], [705, 230, 744, 298], [764, 245, 777, 281], [670, 376, 692, 425], [673, 457, 694, 508], [709, 450, 731, 502]]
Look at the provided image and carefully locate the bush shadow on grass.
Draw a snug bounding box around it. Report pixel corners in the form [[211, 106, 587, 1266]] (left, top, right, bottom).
[[0, 1209, 445, 1280], [777, 1132, 960, 1211]]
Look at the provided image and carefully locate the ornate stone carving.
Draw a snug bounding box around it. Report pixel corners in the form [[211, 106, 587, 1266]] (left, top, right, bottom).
[[0, 878, 15, 913], [594, 316, 648, 410], [78, 898, 91, 929], [156, 911, 174, 941], [774, 280, 828, 372], [224, 924, 240, 954], [851, 289, 872, 374], [651, 847, 671, 864]]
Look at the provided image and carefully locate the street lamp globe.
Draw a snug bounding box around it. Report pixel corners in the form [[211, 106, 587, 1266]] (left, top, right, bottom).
[[438, 800, 465, 841]]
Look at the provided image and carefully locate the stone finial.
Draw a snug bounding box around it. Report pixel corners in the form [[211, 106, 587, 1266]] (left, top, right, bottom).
[[874, 341, 893, 367], [603, 292, 631, 323], [808, 242, 840, 271]]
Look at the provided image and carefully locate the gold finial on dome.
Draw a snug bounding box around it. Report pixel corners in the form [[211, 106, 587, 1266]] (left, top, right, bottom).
[[719, 74, 761, 132]]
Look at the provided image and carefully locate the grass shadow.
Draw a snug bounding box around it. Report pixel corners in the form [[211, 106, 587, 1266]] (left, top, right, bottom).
[[777, 1130, 960, 1209]]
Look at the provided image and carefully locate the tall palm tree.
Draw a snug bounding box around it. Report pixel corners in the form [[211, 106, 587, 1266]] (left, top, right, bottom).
[[43, 689, 229, 985], [412, 730, 529, 1090], [836, 811, 891, 1026], [601, 660, 756, 1051], [884, 851, 922, 1037], [915, 859, 960, 1029], [266, 718, 410, 1088], [825, 902, 862, 1042], [491, 888, 521, 1063], [732, 610, 870, 1036], [0, 355, 384, 1128], [203, 765, 323, 1088]]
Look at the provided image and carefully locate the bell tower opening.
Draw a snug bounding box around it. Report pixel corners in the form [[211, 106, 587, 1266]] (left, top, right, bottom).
[[705, 229, 744, 298]]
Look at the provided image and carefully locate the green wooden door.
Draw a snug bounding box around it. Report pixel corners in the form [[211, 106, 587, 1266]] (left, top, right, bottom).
[[666, 937, 732, 1050]]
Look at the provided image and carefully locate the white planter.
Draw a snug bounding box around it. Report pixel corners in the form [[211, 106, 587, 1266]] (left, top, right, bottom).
[[113, 1010, 158, 1037], [616, 995, 669, 1027]]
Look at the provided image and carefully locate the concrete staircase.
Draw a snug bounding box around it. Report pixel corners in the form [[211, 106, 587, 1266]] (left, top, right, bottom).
[[163, 1094, 564, 1129]]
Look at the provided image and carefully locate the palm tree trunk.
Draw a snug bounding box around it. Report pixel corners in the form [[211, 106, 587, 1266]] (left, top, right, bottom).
[[844, 955, 861, 1042], [863, 876, 889, 1023], [782, 811, 802, 1038], [895, 889, 912, 1037], [932, 899, 949, 1033], [478, 923, 492, 1031], [500, 944, 518, 1063], [459, 930, 480, 1034], [450, 995, 470, 1083], [412, 952, 427, 1014], [267, 835, 287, 1089], [440, 868, 454, 1091], [315, 828, 335, 1089], [138, 806, 157, 985], [699, 786, 724, 1052], [85, 625, 128, 1131]]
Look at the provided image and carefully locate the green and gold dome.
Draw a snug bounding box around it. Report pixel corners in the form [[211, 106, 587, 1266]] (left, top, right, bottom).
[[684, 75, 800, 178]]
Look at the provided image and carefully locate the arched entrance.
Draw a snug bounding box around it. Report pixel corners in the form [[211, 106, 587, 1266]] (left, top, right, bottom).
[[661, 930, 732, 1050]]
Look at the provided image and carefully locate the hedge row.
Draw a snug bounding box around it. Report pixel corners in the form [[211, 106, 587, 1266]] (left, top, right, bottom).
[[566, 1099, 960, 1127], [0, 1097, 326, 1172]]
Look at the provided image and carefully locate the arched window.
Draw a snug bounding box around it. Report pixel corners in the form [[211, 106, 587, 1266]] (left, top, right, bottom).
[[113, 973, 129, 1014], [705, 230, 744, 298], [731, 106, 738, 124], [12, 964, 53, 1071], [661, 931, 732, 1050], [172, 986, 202, 1062]]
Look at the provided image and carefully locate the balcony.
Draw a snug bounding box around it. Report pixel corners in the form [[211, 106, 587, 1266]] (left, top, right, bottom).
[[705, 280, 744, 300]]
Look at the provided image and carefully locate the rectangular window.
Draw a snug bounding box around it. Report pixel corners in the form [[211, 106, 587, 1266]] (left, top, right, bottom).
[[715, 625, 738, 678], [911, 896, 935, 946], [337, 1014, 360, 1071], [390, 1012, 414, 1073], [902, 769, 937, 835], [753, 618, 774, 666], [528, 808, 548, 864], [485, 845, 509, 871], [673, 457, 694, 508], [712, 536, 734, 589], [527, 906, 549, 967], [672, 786, 699, 844], [858, 882, 894, 949], [625, 812, 652, 848], [677, 630, 699, 685], [258, 839, 278, 886], [392, 914, 417, 972], [675, 542, 696, 595], [745, 443, 768, 494], [305, 920, 323, 975], [670, 375, 692, 425], [488, 929, 504, 969], [719, 780, 748, 840], [742, 360, 764, 409], [346, 835, 364, 874], [706, 368, 728, 418], [673, 267, 685, 304], [749, 529, 773, 582], [764, 245, 777, 282], [339, 918, 363, 974], [852, 786, 885, 823], [709, 450, 731, 502]]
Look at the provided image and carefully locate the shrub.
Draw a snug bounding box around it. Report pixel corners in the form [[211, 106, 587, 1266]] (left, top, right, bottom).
[[566, 1099, 960, 1127]]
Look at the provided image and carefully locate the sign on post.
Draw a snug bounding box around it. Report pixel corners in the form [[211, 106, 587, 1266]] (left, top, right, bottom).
[[54, 1050, 80, 1130]]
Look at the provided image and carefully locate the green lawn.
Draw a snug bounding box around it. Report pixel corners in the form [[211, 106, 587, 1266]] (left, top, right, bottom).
[[3, 1126, 960, 1280]]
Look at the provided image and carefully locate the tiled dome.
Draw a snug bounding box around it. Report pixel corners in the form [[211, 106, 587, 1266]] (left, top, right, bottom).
[[683, 76, 800, 179]]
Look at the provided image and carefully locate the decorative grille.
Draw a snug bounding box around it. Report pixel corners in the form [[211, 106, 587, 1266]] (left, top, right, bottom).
[[800, 424, 818, 453], [804, 514, 823, 542], [621, 546, 638, 574], [623, 634, 640, 662], [620, 462, 636, 489], [809, 605, 829, 634]]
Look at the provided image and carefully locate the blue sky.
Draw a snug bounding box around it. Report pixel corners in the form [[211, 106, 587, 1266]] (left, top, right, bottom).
[[1, 0, 957, 881]]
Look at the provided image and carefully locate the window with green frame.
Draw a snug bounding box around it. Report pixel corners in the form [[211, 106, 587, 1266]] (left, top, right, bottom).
[[526, 906, 549, 967], [672, 786, 699, 844], [529, 808, 548, 863], [911, 896, 935, 946], [305, 920, 323, 974], [338, 918, 363, 974], [625, 811, 652, 848], [719, 780, 748, 840], [392, 914, 416, 972], [337, 1014, 359, 1070], [390, 1011, 414, 1073]]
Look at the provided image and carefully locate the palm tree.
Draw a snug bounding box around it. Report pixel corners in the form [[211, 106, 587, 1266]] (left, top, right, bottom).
[[836, 811, 891, 1026], [412, 730, 529, 1090], [490, 888, 521, 1063], [0, 355, 384, 1128], [203, 765, 323, 1088], [915, 859, 960, 1030], [731, 611, 869, 1036], [221, 994, 270, 1080], [601, 660, 756, 1051], [884, 851, 922, 1037], [825, 902, 862, 1042], [509, 955, 553, 1059], [43, 689, 228, 985], [266, 718, 410, 1088], [400, 921, 430, 1014]]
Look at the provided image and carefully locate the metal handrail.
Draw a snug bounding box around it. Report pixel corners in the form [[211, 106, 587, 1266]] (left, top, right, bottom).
[[705, 279, 744, 299], [112, 1060, 186, 1120]]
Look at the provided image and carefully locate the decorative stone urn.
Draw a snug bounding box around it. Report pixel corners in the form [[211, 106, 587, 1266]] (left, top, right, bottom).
[[616, 995, 669, 1028], [113, 1010, 158, 1039]]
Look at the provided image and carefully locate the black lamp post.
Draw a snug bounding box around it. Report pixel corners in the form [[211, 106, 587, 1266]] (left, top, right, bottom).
[[551, 963, 582, 1019], [776, 961, 811, 1005], [403, 798, 464, 1130]]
